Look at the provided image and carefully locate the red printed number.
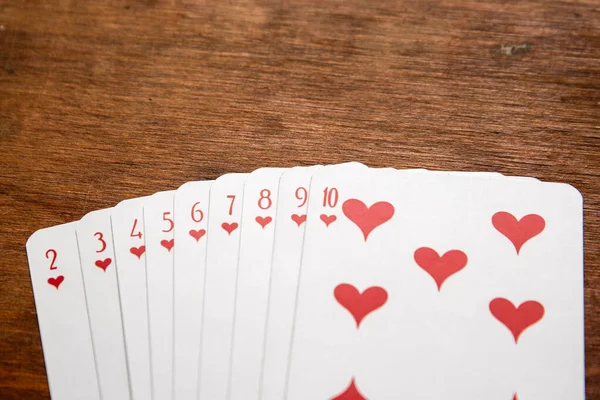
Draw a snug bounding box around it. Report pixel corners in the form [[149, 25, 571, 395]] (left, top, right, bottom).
[[258, 189, 272, 210], [322, 187, 339, 208], [227, 195, 236, 216], [162, 212, 174, 233], [94, 232, 107, 253], [295, 187, 308, 207], [191, 202, 204, 223], [46, 249, 58, 270], [130, 219, 143, 239]]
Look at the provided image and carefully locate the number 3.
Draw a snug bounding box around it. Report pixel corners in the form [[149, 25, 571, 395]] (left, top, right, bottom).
[[94, 232, 107, 253]]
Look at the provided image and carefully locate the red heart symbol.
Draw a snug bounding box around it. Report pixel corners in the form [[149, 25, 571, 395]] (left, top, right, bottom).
[[222, 222, 239, 235], [130, 246, 145, 259], [489, 298, 544, 343], [331, 378, 367, 400], [161, 239, 174, 252], [189, 229, 206, 242], [94, 258, 112, 272], [414, 247, 468, 291], [320, 214, 337, 227], [256, 216, 272, 229], [492, 212, 545, 254], [291, 214, 307, 227], [334, 283, 388, 328], [342, 199, 394, 241], [47, 275, 64, 289]]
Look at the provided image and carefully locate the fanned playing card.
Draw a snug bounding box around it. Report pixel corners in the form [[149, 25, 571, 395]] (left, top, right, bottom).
[[24, 164, 585, 400]]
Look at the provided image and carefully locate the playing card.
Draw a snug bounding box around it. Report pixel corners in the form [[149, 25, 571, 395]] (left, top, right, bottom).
[[26, 223, 100, 400], [173, 180, 213, 400], [143, 190, 176, 400], [261, 164, 365, 400], [76, 208, 130, 400], [198, 173, 248, 400], [287, 168, 584, 399], [111, 197, 152, 400], [228, 167, 287, 400]]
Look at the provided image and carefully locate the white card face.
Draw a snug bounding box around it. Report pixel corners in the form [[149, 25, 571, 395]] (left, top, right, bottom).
[[26, 223, 100, 400], [143, 190, 176, 400], [76, 208, 131, 400], [260, 165, 322, 400], [228, 167, 287, 400], [173, 180, 213, 400], [287, 168, 584, 400], [111, 197, 152, 400], [198, 173, 248, 400]]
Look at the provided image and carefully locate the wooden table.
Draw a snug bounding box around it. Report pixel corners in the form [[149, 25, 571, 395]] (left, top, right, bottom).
[[1, 0, 598, 398]]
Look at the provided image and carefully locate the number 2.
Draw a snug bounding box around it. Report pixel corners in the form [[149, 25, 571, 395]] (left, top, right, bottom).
[[46, 249, 58, 270], [94, 232, 107, 253]]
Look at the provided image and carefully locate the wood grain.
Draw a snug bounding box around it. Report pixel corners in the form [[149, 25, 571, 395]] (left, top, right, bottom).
[[0, 0, 598, 398]]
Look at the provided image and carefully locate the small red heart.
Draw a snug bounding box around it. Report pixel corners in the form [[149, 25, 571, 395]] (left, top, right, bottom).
[[492, 212, 545, 254], [222, 222, 239, 235], [331, 378, 367, 400], [256, 216, 272, 229], [47, 275, 64, 289], [414, 247, 468, 291], [291, 214, 307, 227], [161, 239, 174, 252], [334, 283, 388, 328], [189, 229, 206, 242], [489, 298, 545, 343], [320, 214, 337, 227], [94, 258, 112, 272], [513, 395, 518, 400], [342, 199, 394, 241], [130, 246, 145, 259]]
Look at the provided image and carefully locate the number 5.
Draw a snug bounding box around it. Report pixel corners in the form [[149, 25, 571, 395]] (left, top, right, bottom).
[[162, 212, 174, 233]]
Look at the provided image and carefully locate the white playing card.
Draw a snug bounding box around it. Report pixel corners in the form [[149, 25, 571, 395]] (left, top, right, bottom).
[[261, 163, 370, 400], [143, 190, 176, 400], [26, 223, 100, 400], [228, 167, 287, 400], [111, 197, 152, 400], [173, 180, 213, 400], [287, 168, 584, 399], [76, 208, 131, 400], [198, 173, 248, 400], [260, 165, 322, 400]]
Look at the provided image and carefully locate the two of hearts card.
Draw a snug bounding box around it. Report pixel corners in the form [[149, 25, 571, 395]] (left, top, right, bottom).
[[25, 162, 585, 400]]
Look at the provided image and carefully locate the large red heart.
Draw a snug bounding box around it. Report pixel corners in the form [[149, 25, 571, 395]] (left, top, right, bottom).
[[161, 239, 174, 252], [334, 283, 388, 328], [342, 199, 394, 241], [291, 214, 306, 227], [221, 222, 239, 235], [130, 246, 145, 259], [47, 275, 64, 289], [414, 247, 467, 291], [492, 212, 545, 254], [320, 214, 337, 227], [489, 298, 544, 343], [95, 258, 112, 272], [331, 378, 366, 400], [189, 229, 206, 242], [256, 216, 272, 229]]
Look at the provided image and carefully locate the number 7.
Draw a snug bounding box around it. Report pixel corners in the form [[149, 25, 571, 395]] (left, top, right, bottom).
[[227, 195, 236, 216]]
